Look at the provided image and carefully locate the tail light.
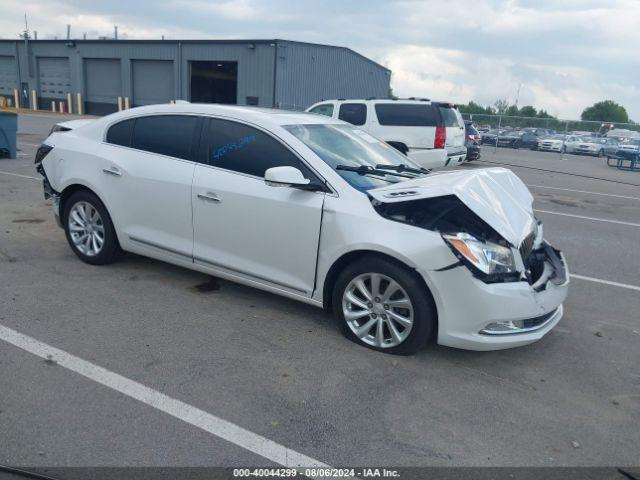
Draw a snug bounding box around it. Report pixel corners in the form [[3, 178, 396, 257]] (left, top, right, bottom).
[[474, 134, 480, 141], [435, 126, 446, 149], [35, 144, 53, 164]]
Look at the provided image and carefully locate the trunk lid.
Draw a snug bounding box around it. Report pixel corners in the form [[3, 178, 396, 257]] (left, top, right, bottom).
[[368, 167, 536, 246]]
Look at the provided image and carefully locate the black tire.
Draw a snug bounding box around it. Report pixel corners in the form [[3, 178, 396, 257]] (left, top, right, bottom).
[[513, 141, 520, 149], [63, 190, 122, 265], [331, 256, 436, 355]]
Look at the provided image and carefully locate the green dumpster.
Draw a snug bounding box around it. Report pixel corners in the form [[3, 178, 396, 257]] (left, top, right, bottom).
[[0, 111, 18, 159]]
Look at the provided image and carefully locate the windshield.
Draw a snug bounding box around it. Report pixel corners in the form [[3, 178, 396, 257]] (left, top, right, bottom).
[[284, 124, 424, 191]]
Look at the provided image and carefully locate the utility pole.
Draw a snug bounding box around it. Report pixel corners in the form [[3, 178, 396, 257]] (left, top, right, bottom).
[[515, 83, 523, 108], [114, 25, 118, 40]]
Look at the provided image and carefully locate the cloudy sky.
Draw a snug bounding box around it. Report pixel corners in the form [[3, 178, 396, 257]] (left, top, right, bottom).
[[1, 0, 638, 120]]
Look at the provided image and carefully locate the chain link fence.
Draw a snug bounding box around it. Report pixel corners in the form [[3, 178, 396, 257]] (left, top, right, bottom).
[[461, 113, 640, 136]]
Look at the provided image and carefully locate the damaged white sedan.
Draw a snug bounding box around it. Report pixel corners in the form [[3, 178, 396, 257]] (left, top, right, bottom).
[[36, 104, 569, 354]]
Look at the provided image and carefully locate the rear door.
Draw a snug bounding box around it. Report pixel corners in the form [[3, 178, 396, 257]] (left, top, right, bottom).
[[192, 117, 325, 296], [101, 114, 200, 259], [436, 103, 466, 151]]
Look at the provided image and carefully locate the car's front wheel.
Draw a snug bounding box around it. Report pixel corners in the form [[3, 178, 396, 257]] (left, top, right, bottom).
[[332, 257, 436, 355], [63, 190, 121, 265]]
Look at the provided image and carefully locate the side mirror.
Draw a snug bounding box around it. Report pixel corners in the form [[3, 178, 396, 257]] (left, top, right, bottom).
[[264, 166, 311, 188]]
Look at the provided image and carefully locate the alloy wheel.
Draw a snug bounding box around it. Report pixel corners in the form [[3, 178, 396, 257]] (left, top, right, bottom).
[[342, 273, 414, 348], [68, 201, 105, 256]]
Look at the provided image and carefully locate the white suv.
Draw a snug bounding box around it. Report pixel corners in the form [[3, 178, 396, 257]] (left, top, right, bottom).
[[36, 104, 568, 354], [306, 99, 467, 169]]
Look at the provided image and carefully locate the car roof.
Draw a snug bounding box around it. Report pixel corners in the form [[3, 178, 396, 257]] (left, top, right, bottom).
[[314, 98, 434, 105], [94, 103, 346, 128]]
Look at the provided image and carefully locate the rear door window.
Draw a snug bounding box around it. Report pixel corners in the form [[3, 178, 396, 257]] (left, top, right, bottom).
[[375, 104, 438, 126], [309, 103, 334, 117], [131, 115, 199, 160], [338, 103, 367, 126]]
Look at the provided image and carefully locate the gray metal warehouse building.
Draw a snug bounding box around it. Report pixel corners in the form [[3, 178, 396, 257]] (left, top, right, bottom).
[[0, 39, 391, 115]]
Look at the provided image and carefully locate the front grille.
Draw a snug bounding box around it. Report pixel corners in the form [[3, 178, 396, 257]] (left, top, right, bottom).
[[519, 230, 536, 263]]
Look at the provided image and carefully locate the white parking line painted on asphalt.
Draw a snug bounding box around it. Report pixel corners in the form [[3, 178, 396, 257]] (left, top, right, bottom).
[[0, 324, 329, 469], [0, 170, 39, 180], [571, 274, 640, 292], [534, 209, 640, 228], [528, 184, 640, 202]]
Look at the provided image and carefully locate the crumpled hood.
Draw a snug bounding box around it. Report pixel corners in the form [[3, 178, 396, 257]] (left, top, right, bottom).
[[368, 167, 536, 246]]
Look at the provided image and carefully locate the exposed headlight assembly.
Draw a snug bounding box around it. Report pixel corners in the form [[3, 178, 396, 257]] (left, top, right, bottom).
[[442, 232, 519, 282]]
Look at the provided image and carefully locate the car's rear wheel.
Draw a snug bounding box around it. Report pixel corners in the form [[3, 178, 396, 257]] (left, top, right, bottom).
[[332, 257, 436, 355], [63, 190, 121, 265]]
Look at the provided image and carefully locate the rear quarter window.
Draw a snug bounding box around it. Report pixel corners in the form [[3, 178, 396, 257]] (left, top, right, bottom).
[[375, 104, 438, 127], [106, 119, 134, 147]]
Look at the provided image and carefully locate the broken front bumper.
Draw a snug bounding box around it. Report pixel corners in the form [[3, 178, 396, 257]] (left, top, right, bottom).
[[422, 244, 569, 351]]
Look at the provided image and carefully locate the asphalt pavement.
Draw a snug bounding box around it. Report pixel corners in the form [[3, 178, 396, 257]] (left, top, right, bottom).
[[1, 113, 638, 471]]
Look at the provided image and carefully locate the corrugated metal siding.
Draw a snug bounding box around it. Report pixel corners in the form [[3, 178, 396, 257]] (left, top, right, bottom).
[[132, 59, 174, 106], [274, 41, 390, 110], [0, 39, 390, 113]]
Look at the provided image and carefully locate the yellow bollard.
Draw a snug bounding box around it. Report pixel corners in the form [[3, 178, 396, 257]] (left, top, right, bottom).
[[31, 90, 37, 110], [124, 97, 130, 110], [117, 96, 123, 111], [51, 101, 56, 112], [67, 93, 73, 114], [13, 89, 19, 109], [77, 93, 83, 115]]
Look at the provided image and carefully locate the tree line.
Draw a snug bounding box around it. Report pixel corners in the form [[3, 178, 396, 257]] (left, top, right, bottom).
[[458, 99, 633, 123]]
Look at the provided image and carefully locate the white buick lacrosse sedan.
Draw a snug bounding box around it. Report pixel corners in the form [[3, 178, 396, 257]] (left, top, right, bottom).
[[36, 104, 569, 354]]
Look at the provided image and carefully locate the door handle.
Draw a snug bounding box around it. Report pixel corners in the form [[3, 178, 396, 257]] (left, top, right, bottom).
[[102, 167, 122, 177], [197, 193, 221, 203]]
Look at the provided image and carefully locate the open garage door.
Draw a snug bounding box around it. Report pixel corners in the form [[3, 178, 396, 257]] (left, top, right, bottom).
[[132, 60, 174, 106], [189, 61, 237, 104], [84, 58, 122, 115], [37, 57, 71, 110], [0, 56, 17, 104]]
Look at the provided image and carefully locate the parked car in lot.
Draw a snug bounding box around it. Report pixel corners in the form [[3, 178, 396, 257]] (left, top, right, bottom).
[[496, 131, 522, 148], [307, 99, 467, 169], [480, 129, 504, 145], [537, 135, 566, 152], [561, 135, 584, 154], [616, 138, 640, 152], [464, 121, 481, 161], [36, 104, 568, 354], [575, 137, 618, 157]]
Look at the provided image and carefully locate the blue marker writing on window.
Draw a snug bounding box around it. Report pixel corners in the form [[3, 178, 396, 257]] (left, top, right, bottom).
[[213, 135, 257, 160]]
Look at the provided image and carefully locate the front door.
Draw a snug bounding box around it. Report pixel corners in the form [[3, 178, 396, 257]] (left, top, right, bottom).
[[192, 118, 324, 295]]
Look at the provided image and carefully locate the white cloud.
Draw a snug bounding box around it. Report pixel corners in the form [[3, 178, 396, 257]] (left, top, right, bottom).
[[0, 0, 637, 119]]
